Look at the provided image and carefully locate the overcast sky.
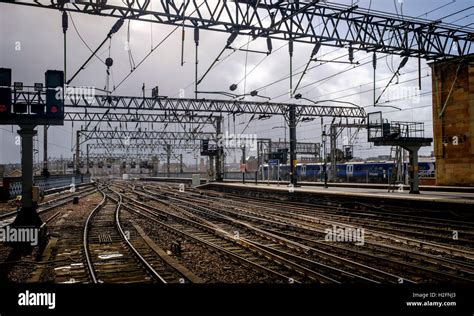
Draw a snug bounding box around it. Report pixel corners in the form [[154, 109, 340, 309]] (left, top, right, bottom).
[[1, 0, 473, 165]]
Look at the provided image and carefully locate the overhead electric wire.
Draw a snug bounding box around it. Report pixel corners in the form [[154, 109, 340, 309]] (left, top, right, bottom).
[[69, 12, 106, 66], [127, 20, 137, 71], [314, 66, 429, 100], [235, 43, 287, 86], [249, 76, 464, 135], [437, 6, 474, 21], [270, 53, 378, 101], [113, 1, 206, 93], [253, 2, 471, 101], [253, 47, 347, 93], [112, 25, 180, 93]]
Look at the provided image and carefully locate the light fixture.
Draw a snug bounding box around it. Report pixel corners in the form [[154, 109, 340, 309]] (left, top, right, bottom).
[[34, 83, 43, 92], [14, 82, 23, 91]]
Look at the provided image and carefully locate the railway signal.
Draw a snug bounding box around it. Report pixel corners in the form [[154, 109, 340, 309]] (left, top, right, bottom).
[[45, 70, 64, 118], [0, 68, 12, 118]]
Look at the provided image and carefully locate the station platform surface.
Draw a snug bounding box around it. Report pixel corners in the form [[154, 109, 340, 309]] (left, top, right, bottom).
[[207, 182, 474, 206], [141, 176, 474, 193], [141, 176, 474, 205], [241, 180, 474, 193]]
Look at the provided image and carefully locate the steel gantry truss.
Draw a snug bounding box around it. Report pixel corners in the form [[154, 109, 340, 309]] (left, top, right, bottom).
[[85, 141, 189, 176], [79, 130, 217, 144], [78, 129, 216, 175], [258, 139, 321, 155], [87, 152, 179, 160], [11, 91, 367, 120], [87, 143, 201, 151], [2, 0, 472, 59], [65, 111, 219, 125]]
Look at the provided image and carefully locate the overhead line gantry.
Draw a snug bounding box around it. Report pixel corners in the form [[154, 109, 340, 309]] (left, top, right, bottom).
[[2, 0, 472, 59]]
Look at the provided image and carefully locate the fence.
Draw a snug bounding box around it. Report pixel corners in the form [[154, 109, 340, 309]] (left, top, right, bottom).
[[1, 174, 91, 200]]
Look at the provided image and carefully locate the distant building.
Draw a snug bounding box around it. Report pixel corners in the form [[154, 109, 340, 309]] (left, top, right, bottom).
[[161, 163, 185, 173]]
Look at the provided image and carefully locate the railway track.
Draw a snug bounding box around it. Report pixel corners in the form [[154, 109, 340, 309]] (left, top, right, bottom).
[[117, 188, 346, 284], [82, 188, 191, 284], [9, 180, 472, 284], [117, 184, 415, 284], [137, 183, 474, 283], [216, 191, 474, 243], [172, 186, 474, 256]]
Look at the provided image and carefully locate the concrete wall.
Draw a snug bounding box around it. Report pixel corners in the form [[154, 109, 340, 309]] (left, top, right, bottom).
[[430, 55, 474, 186]]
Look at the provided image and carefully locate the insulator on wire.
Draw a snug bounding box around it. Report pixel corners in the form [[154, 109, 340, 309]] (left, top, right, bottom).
[[399, 56, 409, 69], [227, 31, 239, 46], [266, 37, 273, 54], [311, 42, 321, 57], [108, 18, 124, 37], [194, 28, 199, 45], [62, 11, 68, 33], [105, 57, 113, 68]]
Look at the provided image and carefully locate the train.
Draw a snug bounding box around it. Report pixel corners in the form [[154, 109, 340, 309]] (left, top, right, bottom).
[[261, 158, 435, 183]]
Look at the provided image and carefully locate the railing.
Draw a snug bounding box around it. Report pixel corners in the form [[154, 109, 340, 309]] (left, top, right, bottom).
[[1, 174, 91, 200]]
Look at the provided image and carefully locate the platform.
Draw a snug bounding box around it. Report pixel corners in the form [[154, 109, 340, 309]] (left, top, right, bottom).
[[229, 179, 474, 193], [216, 182, 474, 202], [201, 182, 474, 217], [141, 176, 474, 193]]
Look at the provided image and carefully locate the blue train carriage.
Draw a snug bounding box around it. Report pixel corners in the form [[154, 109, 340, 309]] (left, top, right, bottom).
[[263, 158, 435, 184], [335, 158, 435, 183], [417, 158, 436, 179], [338, 161, 395, 183]]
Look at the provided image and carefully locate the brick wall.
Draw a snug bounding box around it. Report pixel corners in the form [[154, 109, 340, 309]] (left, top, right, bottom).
[[430, 55, 474, 186]]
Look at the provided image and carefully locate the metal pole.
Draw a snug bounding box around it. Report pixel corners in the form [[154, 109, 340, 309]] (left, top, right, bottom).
[[215, 116, 223, 181], [75, 130, 81, 174], [373, 52, 377, 106], [42, 125, 49, 176], [408, 147, 420, 194], [86, 144, 90, 175], [194, 28, 199, 100], [330, 125, 337, 182], [166, 144, 171, 177], [418, 55, 422, 90], [288, 40, 297, 186], [13, 125, 42, 227], [179, 153, 183, 173], [289, 106, 297, 186], [320, 117, 324, 182], [322, 127, 328, 188], [63, 10, 68, 81], [241, 145, 246, 184]]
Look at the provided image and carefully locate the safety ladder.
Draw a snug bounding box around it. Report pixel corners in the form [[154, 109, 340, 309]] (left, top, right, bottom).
[[388, 146, 403, 192]]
